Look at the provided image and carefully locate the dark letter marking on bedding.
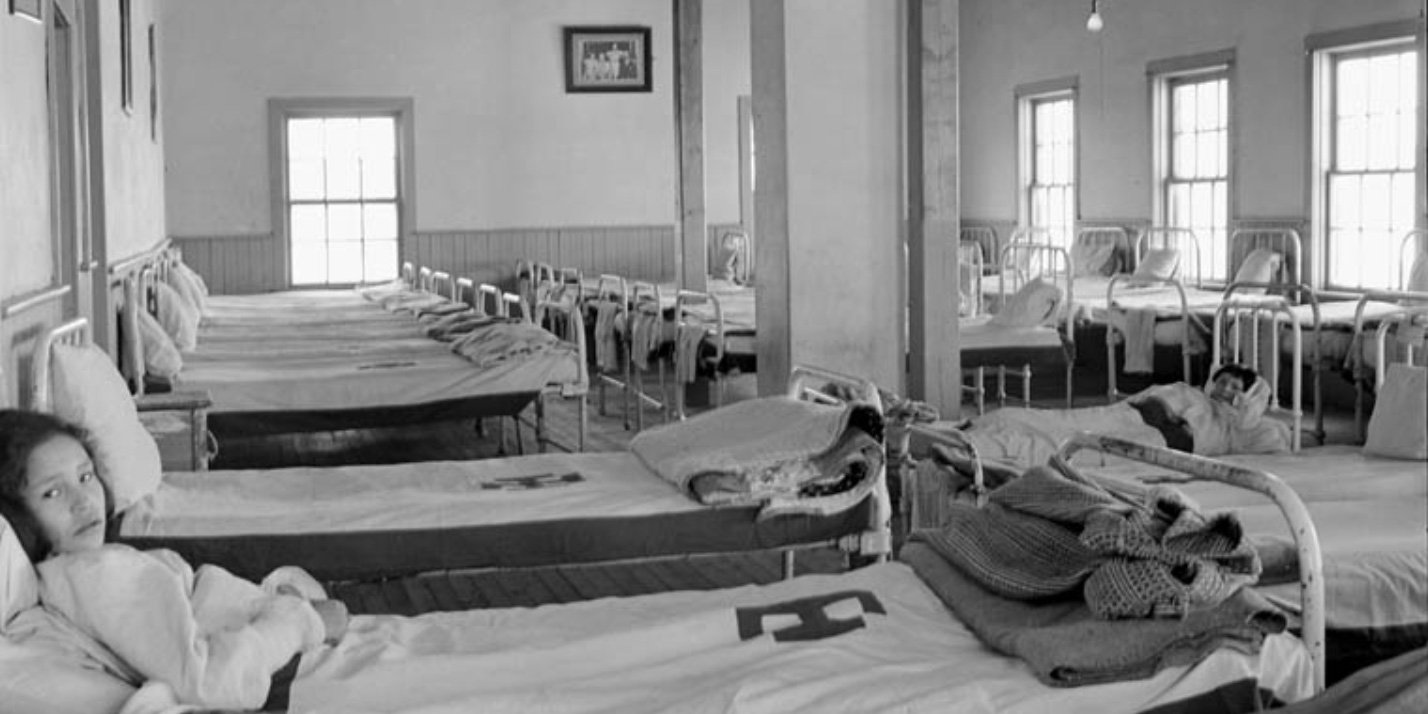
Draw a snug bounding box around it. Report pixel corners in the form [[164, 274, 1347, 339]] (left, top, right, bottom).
[[735, 590, 886, 642], [479, 472, 586, 490]]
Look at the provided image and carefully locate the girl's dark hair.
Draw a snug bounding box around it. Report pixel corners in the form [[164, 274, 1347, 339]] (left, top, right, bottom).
[[0, 409, 113, 562], [1212, 363, 1258, 388]]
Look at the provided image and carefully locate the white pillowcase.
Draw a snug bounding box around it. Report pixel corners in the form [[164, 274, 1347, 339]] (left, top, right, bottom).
[[136, 308, 183, 379], [155, 281, 200, 351], [166, 263, 207, 315], [0, 514, 38, 631], [990, 277, 1062, 328], [1132, 248, 1180, 283], [1070, 242, 1117, 277], [50, 343, 164, 512], [1365, 363, 1428, 460], [1233, 248, 1283, 292]]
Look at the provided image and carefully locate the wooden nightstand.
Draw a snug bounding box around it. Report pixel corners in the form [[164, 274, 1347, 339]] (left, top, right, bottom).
[[135, 390, 213, 472]]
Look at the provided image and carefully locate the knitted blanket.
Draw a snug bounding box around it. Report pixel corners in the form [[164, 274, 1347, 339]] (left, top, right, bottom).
[[630, 396, 884, 518], [900, 542, 1287, 687], [450, 322, 574, 369], [916, 462, 1263, 619]]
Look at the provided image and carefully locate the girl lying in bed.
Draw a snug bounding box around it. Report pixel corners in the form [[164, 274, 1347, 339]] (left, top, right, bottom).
[[906, 364, 1292, 476], [0, 410, 348, 712]]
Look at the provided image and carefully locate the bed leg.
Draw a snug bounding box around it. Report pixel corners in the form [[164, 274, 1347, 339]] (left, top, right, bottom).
[[1021, 365, 1031, 407], [782, 550, 796, 580]]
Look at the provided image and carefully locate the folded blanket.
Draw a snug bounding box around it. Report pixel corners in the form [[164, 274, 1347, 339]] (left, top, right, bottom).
[[450, 322, 574, 369], [593, 302, 622, 371], [424, 312, 509, 341], [900, 542, 1287, 687], [916, 462, 1264, 619], [630, 396, 884, 518]]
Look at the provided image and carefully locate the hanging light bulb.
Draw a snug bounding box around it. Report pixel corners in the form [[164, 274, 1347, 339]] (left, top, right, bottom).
[[1086, 0, 1104, 32]]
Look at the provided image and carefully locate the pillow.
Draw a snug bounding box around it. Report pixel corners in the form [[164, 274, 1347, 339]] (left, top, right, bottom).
[[1070, 242, 1117, 278], [1404, 251, 1428, 296], [990, 277, 1062, 328], [1130, 248, 1180, 284], [1233, 248, 1283, 292], [154, 281, 199, 352], [1, 514, 38, 631], [165, 265, 206, 315], [1364, 363, 1427, 460], [50, 343, 164, 511], [135, 309, 182, 380]]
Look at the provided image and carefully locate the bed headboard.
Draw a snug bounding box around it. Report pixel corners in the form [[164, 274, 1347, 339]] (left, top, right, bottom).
[[29, 317, 91, 413], [959, 226, 999, 266], [1228, 227, 1302, 287]]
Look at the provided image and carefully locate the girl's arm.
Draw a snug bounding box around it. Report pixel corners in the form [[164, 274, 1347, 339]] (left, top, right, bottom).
[[38, 547, 324, 710]]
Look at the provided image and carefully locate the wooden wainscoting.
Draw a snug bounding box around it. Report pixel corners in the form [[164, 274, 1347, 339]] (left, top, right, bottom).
[[171, 233, 283, 295], [173, 225, 680, 295]]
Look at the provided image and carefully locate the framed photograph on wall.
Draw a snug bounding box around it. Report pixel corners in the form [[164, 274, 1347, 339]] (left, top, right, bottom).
[[563, 25, 652, 93], [9, 0, 42, 23]]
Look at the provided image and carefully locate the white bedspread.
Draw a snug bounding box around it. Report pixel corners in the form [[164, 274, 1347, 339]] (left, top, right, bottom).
[[287, 562, 1311, 714], [119, 453, 697, 538]]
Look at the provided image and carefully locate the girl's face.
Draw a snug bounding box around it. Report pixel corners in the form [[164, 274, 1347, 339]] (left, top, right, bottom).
[[23, 434, 106, 556], [1209, 373, 1247, 405]]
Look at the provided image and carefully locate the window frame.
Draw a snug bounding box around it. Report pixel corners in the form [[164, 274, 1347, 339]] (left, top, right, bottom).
[[1308, 21, 1426, 293], [267, 98, 417, 289], [1149, 50, 1235, 283], [1015, 77, 1079, 251]]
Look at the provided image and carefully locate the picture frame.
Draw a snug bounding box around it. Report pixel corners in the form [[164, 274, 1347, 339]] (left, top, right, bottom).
[[563, 25, 652, 93], [9, 0, 42, 23]]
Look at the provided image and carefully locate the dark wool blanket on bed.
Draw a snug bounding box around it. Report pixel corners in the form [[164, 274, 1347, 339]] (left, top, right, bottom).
[[900, 541, 1287, 687]]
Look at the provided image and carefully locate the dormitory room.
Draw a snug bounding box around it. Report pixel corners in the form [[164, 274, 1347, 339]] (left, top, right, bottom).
[[1, 0, 1425, 711]]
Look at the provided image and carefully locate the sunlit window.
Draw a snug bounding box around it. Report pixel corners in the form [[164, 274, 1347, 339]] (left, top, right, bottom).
[[1319, 41, 1419, 290], [1160, 72, 1229, 281], [1023, 93, 1076, 250], [285, 116, 399, 285]]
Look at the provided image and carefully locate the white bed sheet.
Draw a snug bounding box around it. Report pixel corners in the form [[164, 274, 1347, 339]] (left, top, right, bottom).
[[176, 344, 578, 414], [960, 316, 1064, 350], [119, 452, 696, 538], [289, 561, 1312, 714]]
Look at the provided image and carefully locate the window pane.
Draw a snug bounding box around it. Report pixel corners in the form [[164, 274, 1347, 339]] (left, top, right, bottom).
[[359, 117, 395, 158], [1196, 134, 1218, 179], [1196, 81, 1219, 130], [328, 240, 364, 284], [1361, 174, 1391, 230], [291, 241, 327, 285], [364, 203, 398, 241], [287, 119, 324, 159], [1390, 172, 1415, 230], [326, 158, 361, 200], [327, 204, 362, 241], [1368, 54, 1398, 114], [324, 118, 360, 159], [1367, 115, 1397, 169], [361, 157, 396, 199], [364, 240, 398, 282], [1336, 117, 1366, 170], [1329, 174, 1361, 230], [290, 205, 326, 243], [1337, 58, 1366, 116], [288, 159, 325, 201], [1173, 85, 1194, 132]]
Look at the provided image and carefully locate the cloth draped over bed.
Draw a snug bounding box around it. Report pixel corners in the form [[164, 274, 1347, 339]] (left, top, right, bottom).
[[448, 321, 576, 369], [908, 460, 1286, 687], [630, 396, 884, 519], [927, 380, 1291, 471]]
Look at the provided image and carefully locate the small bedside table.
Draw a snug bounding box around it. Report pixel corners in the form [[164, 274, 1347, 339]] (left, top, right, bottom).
[[135, 389, 213, 471]]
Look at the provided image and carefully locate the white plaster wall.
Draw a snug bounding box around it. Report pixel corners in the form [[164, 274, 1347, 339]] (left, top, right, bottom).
[[161, 0, 749, 236], [960, 0, 1422, 223], [101, 0, 169, 263], [703, 0, 751, 226], [1, 9, 54, 298], [785, 0, 904, 389]]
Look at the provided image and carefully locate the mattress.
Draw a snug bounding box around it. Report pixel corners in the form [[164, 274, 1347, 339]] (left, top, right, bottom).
[[116, 452, 873, 581], [287, 559, 1313, 713]]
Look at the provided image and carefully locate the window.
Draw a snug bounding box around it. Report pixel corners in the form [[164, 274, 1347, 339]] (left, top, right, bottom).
[[1312, 31, 1421, 291], [119, 0, 132, 113], [283, 115, 401, 286], [1018, 87, 1077, 250], [1152, 59, 1230, 281]]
